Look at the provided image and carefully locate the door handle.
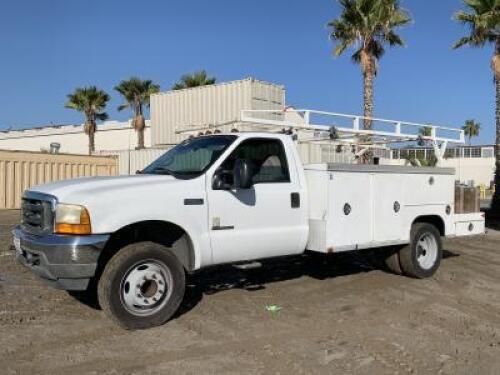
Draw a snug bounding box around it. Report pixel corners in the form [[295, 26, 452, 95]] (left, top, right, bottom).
[[291, 192, 300, 208]]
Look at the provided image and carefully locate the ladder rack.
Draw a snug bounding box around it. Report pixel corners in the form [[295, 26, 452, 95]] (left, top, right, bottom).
[[175, 108, 465, 165], [239, 109, 465, 145]]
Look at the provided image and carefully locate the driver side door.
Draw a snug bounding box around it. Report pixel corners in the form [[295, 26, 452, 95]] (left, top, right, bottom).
[[207, 138, 308, 265]]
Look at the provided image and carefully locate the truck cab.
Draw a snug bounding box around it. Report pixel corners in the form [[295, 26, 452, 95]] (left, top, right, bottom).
[[13, 131, 485, 329]]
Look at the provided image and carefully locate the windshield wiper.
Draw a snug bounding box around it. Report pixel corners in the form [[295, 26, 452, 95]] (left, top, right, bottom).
[[150, 166, 175, 175]]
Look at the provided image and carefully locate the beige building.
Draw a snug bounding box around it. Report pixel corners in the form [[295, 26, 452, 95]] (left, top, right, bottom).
[[387, 145, 496, 187], [0, 120, 151, 155]]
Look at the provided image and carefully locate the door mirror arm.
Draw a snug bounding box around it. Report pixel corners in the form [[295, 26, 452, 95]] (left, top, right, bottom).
[[212, 171, 233, 190]]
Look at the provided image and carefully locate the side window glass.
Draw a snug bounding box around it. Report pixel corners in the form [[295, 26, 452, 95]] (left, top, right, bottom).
[[220, 139, 290, 184]]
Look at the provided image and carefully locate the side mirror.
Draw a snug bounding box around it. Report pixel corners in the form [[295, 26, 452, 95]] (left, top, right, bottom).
[[234, 159, 254, 189]]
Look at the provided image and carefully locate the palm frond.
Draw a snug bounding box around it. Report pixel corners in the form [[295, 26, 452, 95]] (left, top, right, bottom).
[[115, 77, 161, 113], [172, 70, 217, 90], [328, 0, 411, 66], [453, 0, 500, 49], [65, 86, 110, 124], [95, 112, 109, 122], [453, 36, 474, 49], [117, 104, 130, 112]]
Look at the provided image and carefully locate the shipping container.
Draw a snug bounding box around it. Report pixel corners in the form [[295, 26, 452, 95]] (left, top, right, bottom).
[[0, 150, 117, 209], [150, 78, 285, 146]]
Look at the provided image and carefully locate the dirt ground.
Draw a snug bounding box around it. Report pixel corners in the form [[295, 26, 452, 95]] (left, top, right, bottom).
[[1, 210, 500, 375]]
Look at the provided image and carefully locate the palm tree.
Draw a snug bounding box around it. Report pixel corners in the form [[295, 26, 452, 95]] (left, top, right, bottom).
[[172, 70, 216, 90], [65, 86, 110, 155], [453, 0, 500, 212], [416, 125, 433, 146], [462, 119, 481, 145], [419, 126, 432, 137], [115, 77, 160, 149], [329, 0, 411, 129], [405, 154, 438, 167]]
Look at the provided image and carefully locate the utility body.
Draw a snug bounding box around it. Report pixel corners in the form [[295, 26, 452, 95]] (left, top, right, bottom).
[[14, 131, 485, 329]]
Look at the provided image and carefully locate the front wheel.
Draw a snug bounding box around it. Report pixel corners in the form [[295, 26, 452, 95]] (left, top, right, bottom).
[[399, 223, 442, 279], [98, 242, 185, 330]]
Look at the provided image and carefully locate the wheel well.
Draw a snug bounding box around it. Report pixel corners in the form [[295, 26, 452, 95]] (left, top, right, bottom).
[[412, 215, 445, 236], [96, 221, 195, 277]]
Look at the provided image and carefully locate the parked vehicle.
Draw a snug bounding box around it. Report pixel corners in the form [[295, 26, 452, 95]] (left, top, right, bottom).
[[13, 111, 485, 329]]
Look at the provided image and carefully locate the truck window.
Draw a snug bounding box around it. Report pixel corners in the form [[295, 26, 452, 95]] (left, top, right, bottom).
[[142, 135, 236, 178], [221, 139, 290, 184]]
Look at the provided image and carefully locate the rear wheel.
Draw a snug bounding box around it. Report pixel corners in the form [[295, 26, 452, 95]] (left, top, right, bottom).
[[399, 223, 442, 279], [384, 248, 403, 275], [98, 241, 185, 330]]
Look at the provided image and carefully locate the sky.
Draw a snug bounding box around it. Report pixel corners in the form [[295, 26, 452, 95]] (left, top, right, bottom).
[[0, 0, 495, 144]]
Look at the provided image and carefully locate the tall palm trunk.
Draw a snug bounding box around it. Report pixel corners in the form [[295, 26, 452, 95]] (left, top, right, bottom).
[[363, 69, 374, 130], [360, 50, 375, 164], [88, 129, 95, 155], [136, 121, 145, 150], [134, 102, 146, 150], [492, 41, 500, 212], [361, 50, 375, 130], [84, 118, 96, 155]]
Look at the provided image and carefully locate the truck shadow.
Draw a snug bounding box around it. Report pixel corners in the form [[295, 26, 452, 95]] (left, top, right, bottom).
[[69, 248, 460, 317], [69, 252, 374, 311], [177, 248, 460, 318], [177, 251, 383, 318]]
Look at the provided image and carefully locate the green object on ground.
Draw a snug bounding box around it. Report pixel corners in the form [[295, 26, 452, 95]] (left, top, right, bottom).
[[266, 304, 282, 314]]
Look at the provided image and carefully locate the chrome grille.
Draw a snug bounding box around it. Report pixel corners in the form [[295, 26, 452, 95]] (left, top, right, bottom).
[[21, 194, 55, 235]]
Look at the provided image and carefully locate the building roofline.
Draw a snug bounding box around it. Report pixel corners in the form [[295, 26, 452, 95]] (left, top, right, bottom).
[[0, 123, 80, 133], [152, 77, 285, 97], [0, 119, 151, 139]]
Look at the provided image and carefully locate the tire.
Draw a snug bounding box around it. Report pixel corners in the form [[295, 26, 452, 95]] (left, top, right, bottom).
[[98, 241, 185, 330], [399, 223, 442, 279], [384, 248, 403, 275]]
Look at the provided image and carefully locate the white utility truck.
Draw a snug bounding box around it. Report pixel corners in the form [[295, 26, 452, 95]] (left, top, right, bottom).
[[14, 110, 485, 329]]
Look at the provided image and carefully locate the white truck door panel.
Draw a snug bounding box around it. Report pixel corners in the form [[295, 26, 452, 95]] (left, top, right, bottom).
[[207, 137, 307, 265], [327, 172, 372, 247], [208, 183, 306, 264], [373, 174, 403, 242]]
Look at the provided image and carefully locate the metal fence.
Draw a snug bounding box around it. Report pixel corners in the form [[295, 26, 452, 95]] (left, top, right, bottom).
[[0, 150, 117, 209], [391, 146, 495, 160], [98, 147, 172, 175]]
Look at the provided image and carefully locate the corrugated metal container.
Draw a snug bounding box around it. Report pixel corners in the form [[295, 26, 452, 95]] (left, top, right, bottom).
[[99, 147, 172, 175], [295, 143, 356, 165], [150, 78, 285, 146], [0, 150, 117, 209]]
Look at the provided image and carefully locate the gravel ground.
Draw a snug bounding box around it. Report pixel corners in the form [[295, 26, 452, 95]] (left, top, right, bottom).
[[1, 209, 500, 374]]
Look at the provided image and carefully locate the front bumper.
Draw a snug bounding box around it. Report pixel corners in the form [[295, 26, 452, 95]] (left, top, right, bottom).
[[13, 226, 109, 290]]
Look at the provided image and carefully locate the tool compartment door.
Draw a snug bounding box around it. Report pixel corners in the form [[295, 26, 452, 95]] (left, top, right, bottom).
[[373, 174, 403, 242], [453, 213, 485, 237], [327, 172, 372, 248]]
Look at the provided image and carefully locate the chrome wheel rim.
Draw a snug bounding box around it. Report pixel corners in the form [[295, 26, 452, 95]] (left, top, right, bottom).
[[120, 260, 173, 316], [416, 233, 438, 270]]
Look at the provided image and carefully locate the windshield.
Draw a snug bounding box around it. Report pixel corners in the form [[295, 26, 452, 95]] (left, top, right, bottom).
[[142, 135, 237, 179]]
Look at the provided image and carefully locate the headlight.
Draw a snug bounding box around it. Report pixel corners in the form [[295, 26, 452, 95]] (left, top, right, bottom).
[[55, 204, 91, 235]]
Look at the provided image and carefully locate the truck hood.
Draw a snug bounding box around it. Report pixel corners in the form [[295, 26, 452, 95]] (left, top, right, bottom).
[[27, 173, 208, 235], [29, 174, 179, 203]]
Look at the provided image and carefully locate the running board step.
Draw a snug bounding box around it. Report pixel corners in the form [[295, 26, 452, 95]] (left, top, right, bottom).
[[232, 261, 262, 270]]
